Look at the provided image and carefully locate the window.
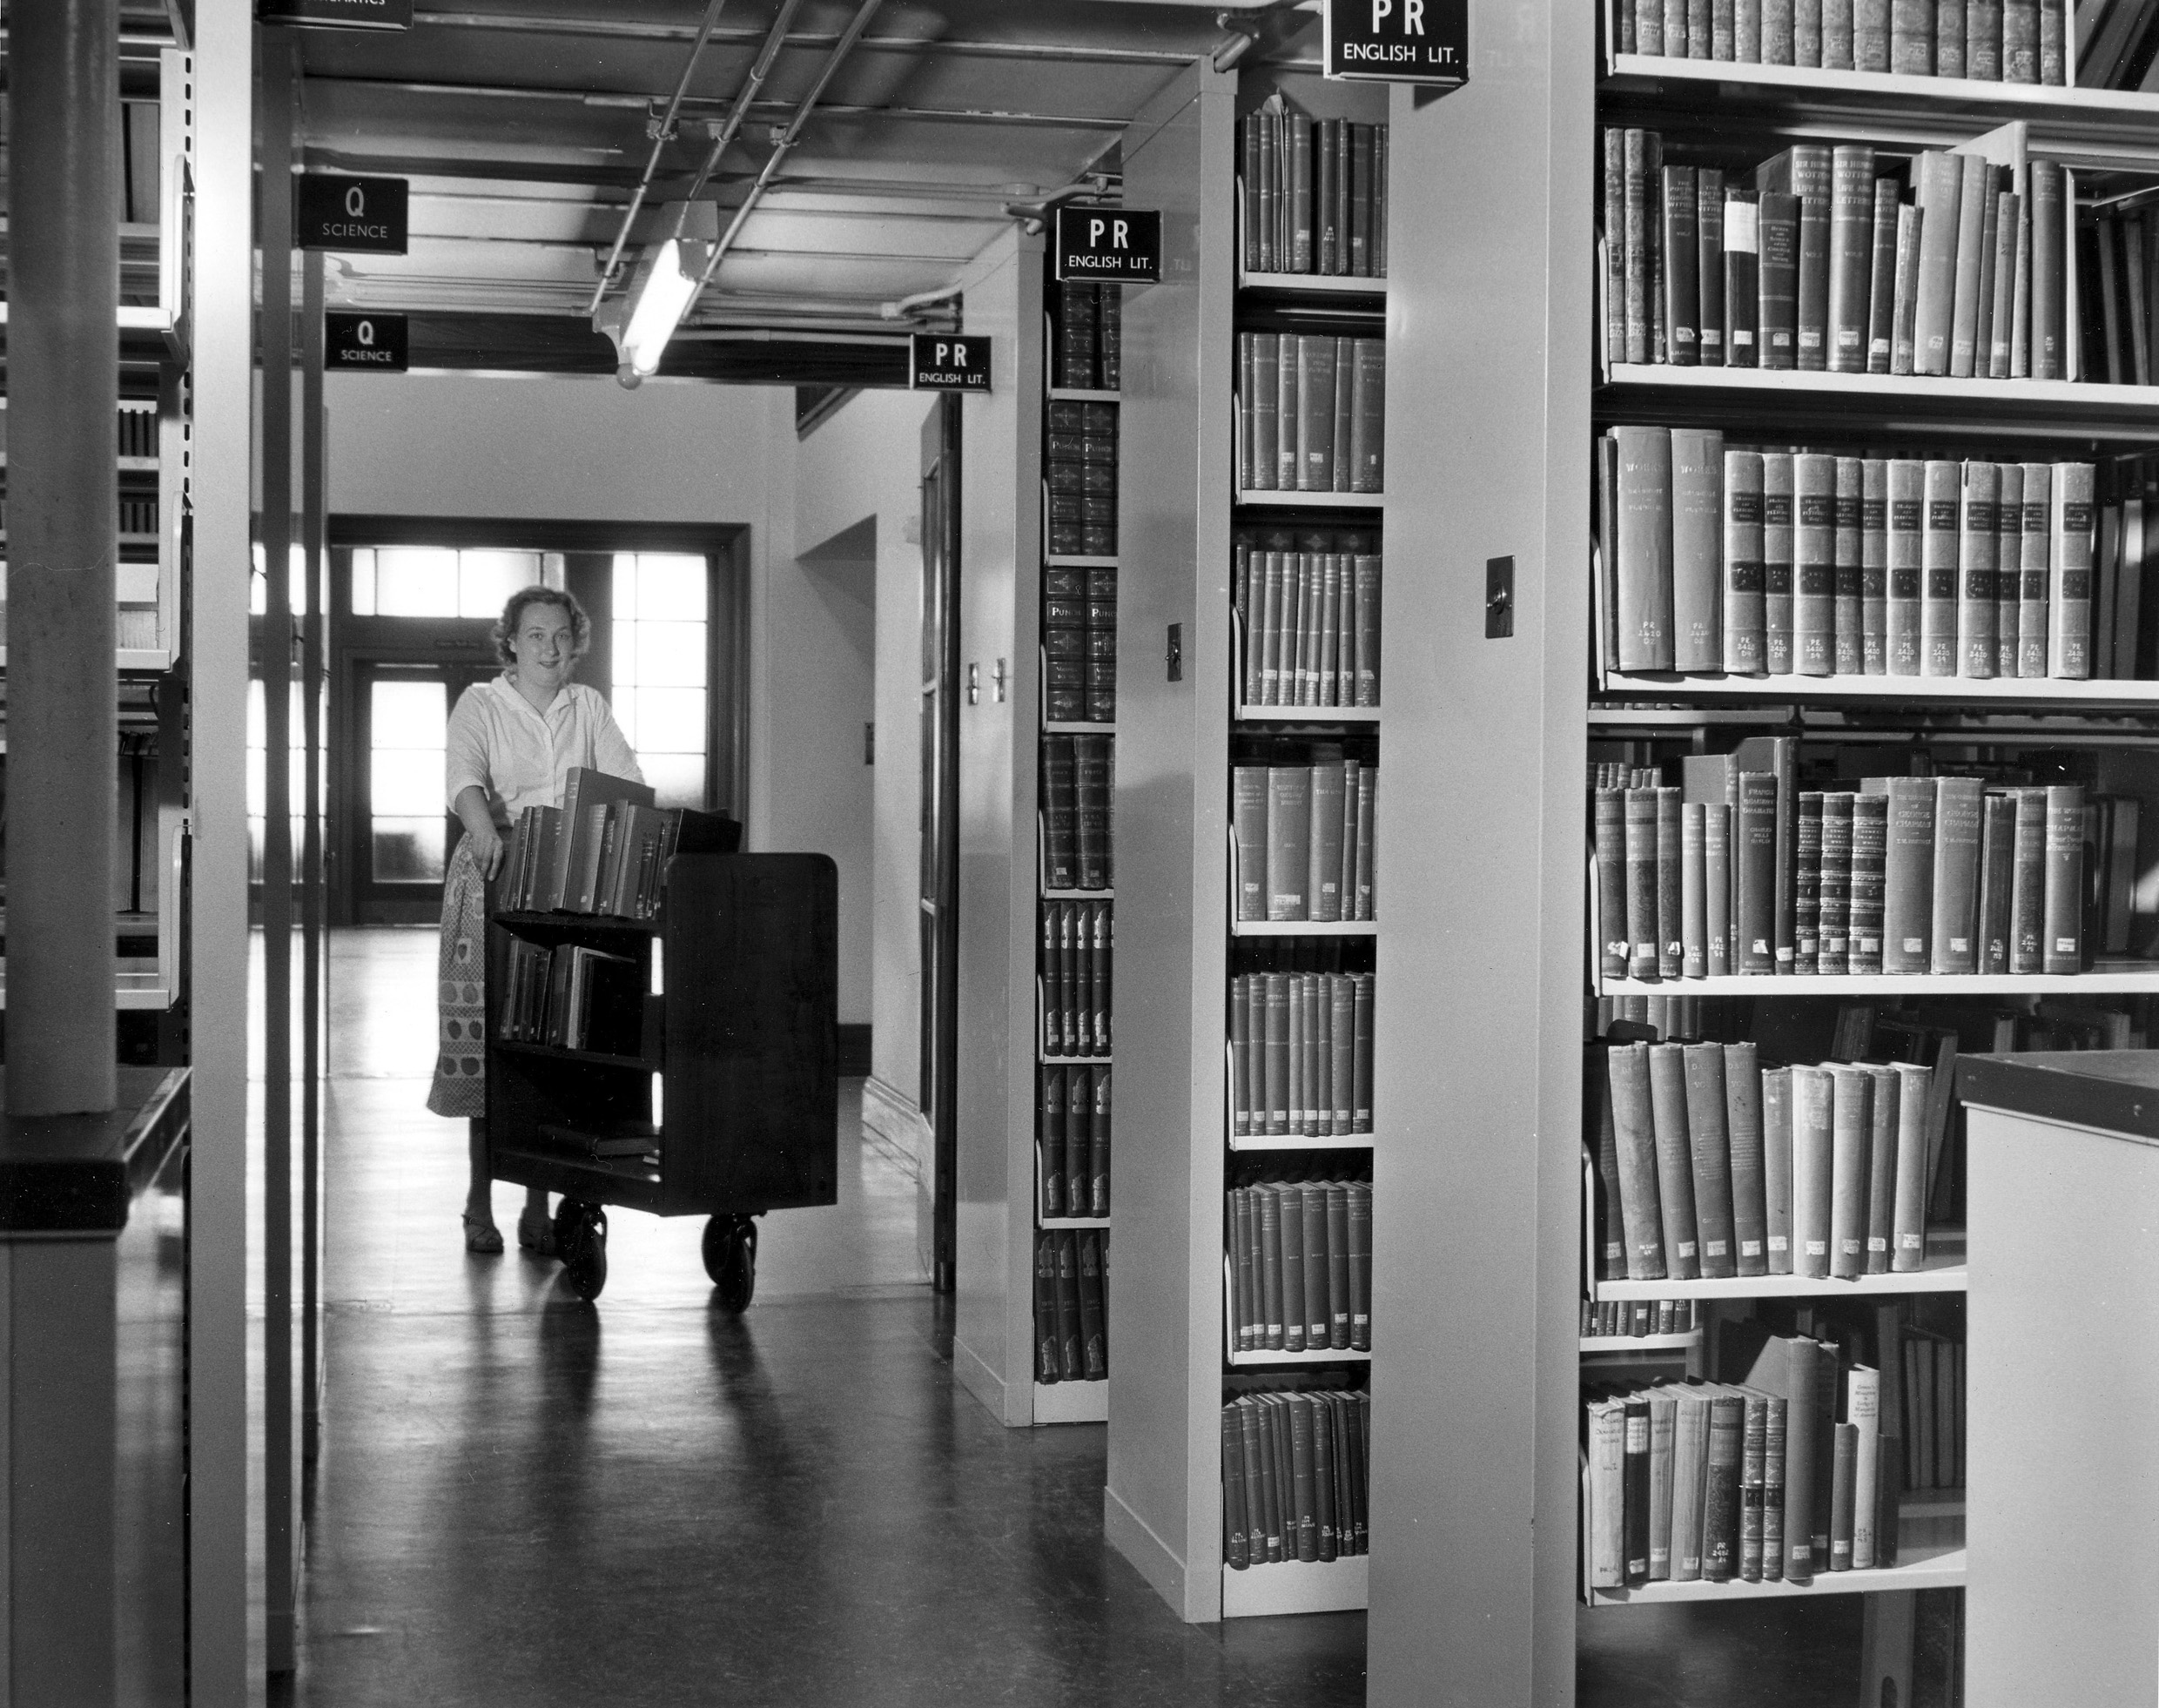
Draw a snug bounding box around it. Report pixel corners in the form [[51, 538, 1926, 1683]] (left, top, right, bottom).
[[612, 552, 709, 810], [367, 676, 448, 883], [349, 548, 563, 617]]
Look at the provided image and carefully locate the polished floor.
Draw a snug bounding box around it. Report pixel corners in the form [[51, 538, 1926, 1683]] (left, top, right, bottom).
[[294, 928, 1928, 1708], [293, 928, 1366, 1707]]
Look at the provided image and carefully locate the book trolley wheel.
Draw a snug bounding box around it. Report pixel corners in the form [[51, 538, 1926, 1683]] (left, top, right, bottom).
[[703, 1214, 757, 1314], [560, 1202, 609, 1301], [550, 1196, 582, 1262]]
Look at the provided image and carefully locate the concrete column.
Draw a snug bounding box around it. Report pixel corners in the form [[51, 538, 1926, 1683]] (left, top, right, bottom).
[[8, 0, 120, 1115]]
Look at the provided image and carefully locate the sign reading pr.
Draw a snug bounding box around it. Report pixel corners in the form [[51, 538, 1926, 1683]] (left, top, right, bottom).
[[911, 333, 992, 393], [296, 175, 408, 255], [1053, 206, 1161, 284], [258, 0, 414, 30], [326, 312, 409, 373], [1324, 0, 1469, 86]]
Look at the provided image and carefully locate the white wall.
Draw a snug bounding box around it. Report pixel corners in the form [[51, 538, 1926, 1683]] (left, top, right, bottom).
[[793, 387, 938, 1099], [326, 370, 878, 1025]]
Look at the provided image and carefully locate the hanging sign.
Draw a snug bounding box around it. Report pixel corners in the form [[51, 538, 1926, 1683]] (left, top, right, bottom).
[[326, 312, 409, 372], [1323, 0, 1469, 86], [259, 0, 413, 28], [910, 333, 992, 393], [1053, 207, 1161, 283], [296, 175, 408, 255]]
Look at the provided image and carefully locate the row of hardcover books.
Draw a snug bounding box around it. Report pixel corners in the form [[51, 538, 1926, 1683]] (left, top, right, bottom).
[[1038, 1064, 1111, 1220], [1591, 1042, 1946, 1282], [1597, 430, 2107, 679], [1584, 1308, 1964, 1589], [1237, 97, 1389, 279], [1227, 971, 1375, 1140], [1230, 748, 1379, 924], [1226, 1177, 1374, 1354], [495, 939, 644, 1056], [1591, 744, 2110, 979], [1039, 900, 1112, 1059], [1602, 130, 2075, 380], [1583, 1298, 1700, 1340], [1044, 560, 1116, 723], [1616, 0, 2068, 83], [1052, 280, 1122, 393], [1222, 1388, 1371, 1570], [1033, 1228, 1108, 1384], [1040, 735, 1113, 891], [498, 768, 670, 918], [1234, 333, 1387, 494], [1045, 399, 1118, 560], [1231, 530, 1382, 709]]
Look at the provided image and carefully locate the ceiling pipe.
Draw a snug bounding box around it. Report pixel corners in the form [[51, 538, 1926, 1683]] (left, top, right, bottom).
[[583, 0, 734, 317], [687, 0, 886, 303], [666, 0, 808, 239], [879, 283, 961, 320]]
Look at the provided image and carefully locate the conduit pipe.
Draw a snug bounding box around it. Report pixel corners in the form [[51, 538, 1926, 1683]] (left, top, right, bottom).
[[667, 0, 808, 239], [689, 0, 886, 303], [585, 0, 733, 315]]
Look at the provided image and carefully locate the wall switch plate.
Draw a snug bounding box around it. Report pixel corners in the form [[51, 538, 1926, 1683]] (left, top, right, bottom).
[[1485, 556, 1515, 639], [1167, 622, 1183, 681]]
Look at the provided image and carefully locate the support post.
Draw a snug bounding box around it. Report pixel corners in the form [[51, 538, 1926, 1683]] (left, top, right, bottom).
[[258, 23, 300, 1678], [9, 0, 120, 1116], [301, 257, 329, 1465]]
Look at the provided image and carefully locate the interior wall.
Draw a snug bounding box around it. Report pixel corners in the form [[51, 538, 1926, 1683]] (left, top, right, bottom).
[[325, 370, 878, 1026], [794, 387, 938, 1097]]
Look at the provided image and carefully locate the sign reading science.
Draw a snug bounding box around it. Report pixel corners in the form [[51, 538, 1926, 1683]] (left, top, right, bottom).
[[326, 312, 409, 373], [295, 175, 408, 255], [1053, 206, 1161, 284], [1324, 0, 1469, 87]]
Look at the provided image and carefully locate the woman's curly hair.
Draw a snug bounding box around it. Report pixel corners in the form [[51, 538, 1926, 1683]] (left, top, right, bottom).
[[492, 585, 591, 667]]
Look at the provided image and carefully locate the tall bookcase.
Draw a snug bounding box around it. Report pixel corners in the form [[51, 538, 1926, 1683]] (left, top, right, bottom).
[[1106, 57, 1388, 1625], [1360, 5, 2159, 1704]]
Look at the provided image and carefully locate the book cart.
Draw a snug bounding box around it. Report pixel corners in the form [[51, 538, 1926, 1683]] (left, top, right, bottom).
[[484, 851, 839, 1303], [1104, 58, 1386, 1624]]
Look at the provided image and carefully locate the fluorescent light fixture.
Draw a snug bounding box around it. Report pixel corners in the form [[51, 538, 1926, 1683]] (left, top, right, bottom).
[[618, 238, 704, 382]]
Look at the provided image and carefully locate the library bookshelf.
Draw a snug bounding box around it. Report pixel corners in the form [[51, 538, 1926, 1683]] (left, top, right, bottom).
[[1104, 57, 1387, 1626]]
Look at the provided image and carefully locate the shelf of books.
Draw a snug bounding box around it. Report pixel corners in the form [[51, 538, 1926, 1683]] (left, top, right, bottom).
[[1565, 0, 2159, 1643], [1032, 265, 1120, 1425], [1209, 65, 1389, 1621]]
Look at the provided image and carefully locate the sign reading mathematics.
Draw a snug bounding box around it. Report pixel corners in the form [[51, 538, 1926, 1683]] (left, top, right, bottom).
[[1323, 0, 1468, 86]]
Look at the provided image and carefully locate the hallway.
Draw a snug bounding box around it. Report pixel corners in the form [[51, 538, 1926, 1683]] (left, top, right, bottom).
[[293, 929, 1368, 1707]]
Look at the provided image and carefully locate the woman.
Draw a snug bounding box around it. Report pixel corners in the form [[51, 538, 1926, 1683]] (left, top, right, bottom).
[[430, 585, 644, 1254]]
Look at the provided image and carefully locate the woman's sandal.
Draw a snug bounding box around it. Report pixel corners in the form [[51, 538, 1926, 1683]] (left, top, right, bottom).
[[517, 1207, 556, 1258], [462, 1211, 504, 1254]]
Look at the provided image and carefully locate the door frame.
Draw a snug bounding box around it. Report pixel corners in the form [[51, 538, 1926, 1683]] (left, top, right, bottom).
[[325, 516, 750, 925], [919, 397, 962, 1294]]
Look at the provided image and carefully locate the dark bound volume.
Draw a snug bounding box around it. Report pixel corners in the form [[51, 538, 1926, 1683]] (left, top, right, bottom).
[[1682, 803, 1708, 978], [1758, 192, 1800, 370], [1624, 1401, 1652, 1584], [1053, 1229, 1082, 1380], [1663, 165, 1701, 365], [1042, 735, 1078, 889], [1994, 461, 2024, 670], [1739, 1395, 1766, 1582], [1624, 130, 1655, 365], [1683, 1043, 1739, 1279], [1074, 735, 1112, 890], [1978, 790, 2016, 974], [1834, 457, 1864, 675], [1077, 1230, 1107, 1379], [1034, 1234, 1060, 1382], [1233, 766, 1268, 921], [2031, 159, 2066, 380], [1089, 1067, 1112, 1218], [1737, 770, 1779, 975], [1597, 788, 1629, 979], [1796, 790, 1823, 970], [1702, 1394, 1745, 1583], [1866, 175, 1900, 373], [1724, 190, 1760, 367], [1850, 792, 1888, 973], [1819, 791, 1854, 973], [2009, 786, 2047, 974], [1725, 1040, 1769, 1274], [1066, 1066, 1091, 1217], [1039, 1066, 1066, 1218], [1697, 169, 1725, 363], [2042, 783, 2086, 973], [1647, 1042, 1702, 1279], [1625, 788, 1661, 981], [1794, 183, 1833, 370], [1827, 144, 1875, 372], [1657, 786, 1685, 979]]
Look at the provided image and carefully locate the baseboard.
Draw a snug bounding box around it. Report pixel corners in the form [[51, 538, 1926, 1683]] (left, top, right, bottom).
[[836, 1023, 871, 1077], [861, 1075, 932, 1186], [1105, 1482, 1201, 1622], [953, 1332, 1020, 1427]]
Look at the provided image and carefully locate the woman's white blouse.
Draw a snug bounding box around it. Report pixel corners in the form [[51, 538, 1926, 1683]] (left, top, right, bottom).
[[444, 674, 643, 823]]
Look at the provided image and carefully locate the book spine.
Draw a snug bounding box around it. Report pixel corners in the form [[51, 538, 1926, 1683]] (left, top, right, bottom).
[[1887, 458, 1924, 675], [1725, 192, 1760, 367], [1647, 1042, 1701, 1279], [1795, 790, 1822, 970], [1818, 791, 1853, 973], [1796, 171, 1831, 371], [1994, 461, 2024, 671], [1671, 428, 1725, 669], [1827, 144, 1874, 373], [1759, 192, 1800, 370], [1762, 452, 1795, 673], [1948, 155, 1990, 377], [1702, 1396, 1744, 1583], [1681, 803, 1708, 978], [1698, 169, 1726, 364], [1724, 1040, 1767, 1274], [1683, 1041, 1738, 1278], [1863, 1065, 1897, 1274], [1989, 192, 2022, 377], [1977, 790, 2015, 973], [1920, 459, 1961, 676], [1889, 1061, 1934, 1270], [1828, 1065, 1873, 1280], [1614, 427, 1677, 670], [1889, 0, 1932, 69], [1624, 131, 1653, 366], [1934, 0, 1965, 76], [1892, 202, 1923, 375], [2016, 461, 2050, 676], [1913, 151, 1961, 375], [1596, 788, 1630, 979], [1737, 770, 1779, 973], [2031, 159, 2065, 380], [2039, 0, 2063, 81], [1882, 777, 1937, 974], [1928, 775, 1983, 974], [1790, 1065, 1835, 1279], [2042, 782, 2085, 973], [1738, 1394, 1766, 1582], [2009, 785, 2047, 974], [1865, 178, 1899, 373], [1705, 804, 1732, 976], [1958, 459, 2000, 679], [1860, 458, 1889, 673], [1794, 453, 1837, 675], [1664, 165, 1701, 366], [1834, 455, 1864, 674], [2049, 460, 2094, 677], [1828, 1422, 1858, 1570], [1762, 1065, 1793, 1273], [1723, 450, 1767, 670]]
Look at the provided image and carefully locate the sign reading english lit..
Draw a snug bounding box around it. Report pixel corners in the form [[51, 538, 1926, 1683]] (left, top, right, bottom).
[[326, 312, 409, 372], [1323, 0, 1469, 87], [295, 175, 408, 255], [1053, 207, 1162, 284], [910, 333, 992, 393]]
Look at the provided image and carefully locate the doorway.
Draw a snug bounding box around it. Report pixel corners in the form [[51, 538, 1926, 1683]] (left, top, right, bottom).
[[918, 395, 961, 1294]]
